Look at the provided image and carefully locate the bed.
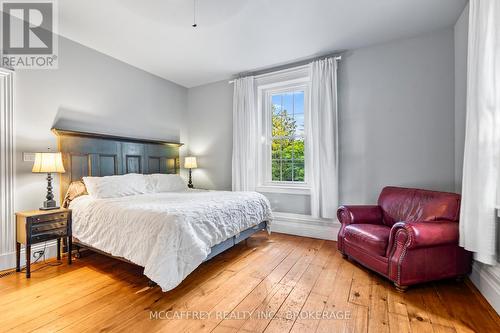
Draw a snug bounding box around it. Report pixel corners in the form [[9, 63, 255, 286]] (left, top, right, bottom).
[[53, 128, 272, 291]]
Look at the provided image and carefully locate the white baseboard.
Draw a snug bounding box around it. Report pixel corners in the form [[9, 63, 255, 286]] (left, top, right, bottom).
[[469, 261, 500, 315], [0, 241, 58, 271], [271, 212, 340, 241]]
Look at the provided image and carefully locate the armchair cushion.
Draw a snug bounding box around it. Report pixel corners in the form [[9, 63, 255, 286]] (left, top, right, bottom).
[[389, 221, 459, 250], [378, 187, 461, 226], [337, 205, 383, 225], [344, 224, 391, 256]]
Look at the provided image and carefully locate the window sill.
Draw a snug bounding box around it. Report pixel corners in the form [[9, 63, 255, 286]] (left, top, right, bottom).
[[256, 185, 311, 195]]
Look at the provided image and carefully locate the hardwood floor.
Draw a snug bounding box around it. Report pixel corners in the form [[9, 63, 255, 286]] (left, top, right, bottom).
[[0, 232, 498, 333]]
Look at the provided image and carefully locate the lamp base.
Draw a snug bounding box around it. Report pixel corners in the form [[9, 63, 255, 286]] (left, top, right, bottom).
[[40, 199, 59, 211], [40, 206, 60, 211], [188, 168, 194, 189]]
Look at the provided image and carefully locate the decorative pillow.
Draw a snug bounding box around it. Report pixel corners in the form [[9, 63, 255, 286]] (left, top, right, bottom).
[[146, 174, 187, 193], [83, 173, 148, 199], [62, 181, 88, 208]]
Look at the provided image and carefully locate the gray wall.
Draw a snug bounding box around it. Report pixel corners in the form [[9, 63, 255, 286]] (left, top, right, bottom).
[[187, 80, 233, 191], [186, 27, 456, 213], [454, 4, 468, 193], [14, 36, 188, 212], [339, 27, 456, 204]]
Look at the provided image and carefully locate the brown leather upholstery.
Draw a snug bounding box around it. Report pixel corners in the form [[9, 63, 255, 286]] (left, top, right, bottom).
[[337, 186, 472, 289], [378, 186, 460, 226], [344, 224, 390, 257]]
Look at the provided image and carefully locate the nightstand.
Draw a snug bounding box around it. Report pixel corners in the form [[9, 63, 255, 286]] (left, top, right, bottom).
[[15, 208, 72, 278]]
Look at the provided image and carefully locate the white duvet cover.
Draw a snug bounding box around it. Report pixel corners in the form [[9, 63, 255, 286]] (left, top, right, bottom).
[[69, 190, 273, 291]]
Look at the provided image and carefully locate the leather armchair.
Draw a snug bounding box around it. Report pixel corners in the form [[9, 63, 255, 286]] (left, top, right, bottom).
[[337, 186, 472, 291]]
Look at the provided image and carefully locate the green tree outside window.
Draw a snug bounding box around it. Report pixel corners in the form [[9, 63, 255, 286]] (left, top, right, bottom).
[[271, 92, 305, 182]]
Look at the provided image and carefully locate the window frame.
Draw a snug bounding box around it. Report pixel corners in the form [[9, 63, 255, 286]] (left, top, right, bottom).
[[256, 68, 311, 195]]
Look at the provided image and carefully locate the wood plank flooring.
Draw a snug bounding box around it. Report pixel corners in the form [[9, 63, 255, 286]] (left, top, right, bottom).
[[0, 232, 498, 333]]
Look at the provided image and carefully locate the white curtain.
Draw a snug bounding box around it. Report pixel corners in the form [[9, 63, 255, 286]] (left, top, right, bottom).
[[460, 0, 500, 265], [232, 76, 257, 191], [0, 68, 15, 266], [308, 58, 339, 219]]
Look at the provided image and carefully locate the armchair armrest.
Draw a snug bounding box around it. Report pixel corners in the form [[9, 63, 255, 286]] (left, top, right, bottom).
[[337, 205, 383, 225], [390, 221, 459, 249]]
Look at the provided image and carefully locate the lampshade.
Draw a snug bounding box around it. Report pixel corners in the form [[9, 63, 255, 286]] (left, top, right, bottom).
[[32, 152, 65, 173], [184, 156, 198, 169]]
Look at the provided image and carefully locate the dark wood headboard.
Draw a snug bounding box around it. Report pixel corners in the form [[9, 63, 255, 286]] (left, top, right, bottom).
[[52, 128, 183, 202]]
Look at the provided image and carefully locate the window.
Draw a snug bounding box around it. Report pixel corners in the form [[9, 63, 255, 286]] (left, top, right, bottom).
[[271, 91, 305, 182], [257, 68, 310, 194]]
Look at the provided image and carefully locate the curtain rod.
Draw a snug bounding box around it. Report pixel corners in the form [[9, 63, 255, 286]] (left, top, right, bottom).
[[228, 54, 342, 84]]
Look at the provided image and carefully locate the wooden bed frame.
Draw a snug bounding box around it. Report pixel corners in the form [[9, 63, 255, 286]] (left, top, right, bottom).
[[53, 128, 268, 268]]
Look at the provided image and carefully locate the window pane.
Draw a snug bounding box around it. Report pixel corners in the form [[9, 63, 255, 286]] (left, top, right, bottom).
[[293, 91, 305, 137], [272, 160, 282, 181], [272, 113, 296, 139], [272, 93, 297, 139], [293, 113, 305, 137], [290, 138, 305, 161], [281, 140, 292, 160], [294, 91, 304, 115], [282, 160, 293, 181], [283, 93, 293, 116], [270, 90, 306, 184], [280, 138, 304, 160], [271, 139, 283, 159], [293, 161, 305, 182], [272, 114, 284, 137], [272, 95, 282, 115]]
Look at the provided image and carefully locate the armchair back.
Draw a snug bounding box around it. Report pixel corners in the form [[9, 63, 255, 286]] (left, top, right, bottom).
[[377, 187, 461, 227]]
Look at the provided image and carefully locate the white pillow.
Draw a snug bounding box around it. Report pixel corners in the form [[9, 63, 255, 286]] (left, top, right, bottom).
[[83, 173, 148, 199], [146, 174, 187, 193]]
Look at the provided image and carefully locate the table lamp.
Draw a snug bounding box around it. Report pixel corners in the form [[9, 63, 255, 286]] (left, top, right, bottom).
[[32, 151, 65, 210], [184, 156, 197, 189]]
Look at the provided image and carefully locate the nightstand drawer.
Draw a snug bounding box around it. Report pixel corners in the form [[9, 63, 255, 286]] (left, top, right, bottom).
[[29, 212, 69, 224], [31, 227, 67, 243], [31, 220, 67, 235], [16, 208, 72, 278]]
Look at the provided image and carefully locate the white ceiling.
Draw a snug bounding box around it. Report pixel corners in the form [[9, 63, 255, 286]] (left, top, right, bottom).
[[59, 0, 467, 88]]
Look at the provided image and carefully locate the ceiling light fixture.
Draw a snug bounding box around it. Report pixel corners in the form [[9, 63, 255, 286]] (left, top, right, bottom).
[[192, 0, 197, 27]]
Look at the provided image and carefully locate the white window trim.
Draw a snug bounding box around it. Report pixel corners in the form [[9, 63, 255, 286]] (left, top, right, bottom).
[[255, 185, 310, 195], [256, 66, 311, 194]]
